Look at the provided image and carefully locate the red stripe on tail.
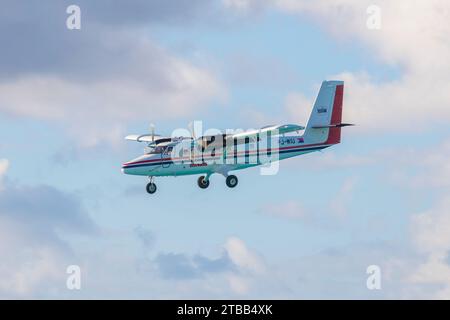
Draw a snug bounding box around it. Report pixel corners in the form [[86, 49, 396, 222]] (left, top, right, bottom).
[[326, 84, 344, 144]]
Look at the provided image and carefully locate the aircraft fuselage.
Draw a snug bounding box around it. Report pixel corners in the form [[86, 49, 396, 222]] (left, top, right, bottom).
[[122, 136, 330, 177]]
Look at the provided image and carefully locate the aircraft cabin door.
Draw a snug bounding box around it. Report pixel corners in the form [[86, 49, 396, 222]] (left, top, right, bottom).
[[161, 146, 172, 168]]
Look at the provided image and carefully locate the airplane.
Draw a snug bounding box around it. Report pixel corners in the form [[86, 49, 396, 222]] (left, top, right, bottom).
[[122, 80, 352, 194]]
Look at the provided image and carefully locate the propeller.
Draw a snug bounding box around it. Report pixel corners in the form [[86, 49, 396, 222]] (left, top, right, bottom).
[[188, 121, 197, 140], [149, 123, 155, 142]]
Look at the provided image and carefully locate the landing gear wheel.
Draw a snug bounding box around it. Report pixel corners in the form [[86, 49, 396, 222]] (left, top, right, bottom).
[[226, 175, 238, 188], [197, 176, 210, 189], [146, 182, 157, 194]]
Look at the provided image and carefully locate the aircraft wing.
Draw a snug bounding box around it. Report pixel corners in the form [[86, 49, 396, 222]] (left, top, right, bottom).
[[126, 134, 193, 147], [125, 134, 165, 142], [228, 124, 305, 141], [197, 124, 305, 148], [128, 123, 304, 147]]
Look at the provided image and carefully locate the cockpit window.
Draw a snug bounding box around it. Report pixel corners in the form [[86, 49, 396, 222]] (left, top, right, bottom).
[[145, 146, 165, 154], [163, 146, 173, 155], [145, 146, 173, 155]]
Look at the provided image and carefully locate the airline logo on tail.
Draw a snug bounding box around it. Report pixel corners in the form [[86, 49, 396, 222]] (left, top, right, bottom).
[[317, 107, 327, 114]]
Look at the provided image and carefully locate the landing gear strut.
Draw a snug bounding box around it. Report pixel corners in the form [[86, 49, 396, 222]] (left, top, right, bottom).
[[226, 175, 238, 188], [146, 177, 157, 194]]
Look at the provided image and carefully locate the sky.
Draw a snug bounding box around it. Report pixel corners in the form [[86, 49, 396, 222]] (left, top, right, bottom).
[[1, 0, 450, 299]]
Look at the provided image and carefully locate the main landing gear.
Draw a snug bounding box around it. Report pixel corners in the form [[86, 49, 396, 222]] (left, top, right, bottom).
[[197, 174, 238, 189], [226, 175, 238, 188], [146, 177, 157, 194], [197, 176, 210, 189], [145, 174, 239, 194]]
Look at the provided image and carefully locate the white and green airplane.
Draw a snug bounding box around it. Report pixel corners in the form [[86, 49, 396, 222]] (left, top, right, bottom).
[[122, 80, 352, 194]]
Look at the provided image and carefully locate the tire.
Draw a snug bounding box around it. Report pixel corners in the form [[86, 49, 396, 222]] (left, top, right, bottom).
[[197, 176, 210, 189], [146, 182, 157, 194], [226, 175, 238, 188]]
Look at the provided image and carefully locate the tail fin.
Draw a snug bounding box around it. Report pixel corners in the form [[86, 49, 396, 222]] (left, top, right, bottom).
[[303, 80, 346, 145]]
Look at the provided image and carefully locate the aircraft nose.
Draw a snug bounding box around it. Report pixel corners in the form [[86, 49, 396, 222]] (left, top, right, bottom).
[[121, 163, 131, 174]]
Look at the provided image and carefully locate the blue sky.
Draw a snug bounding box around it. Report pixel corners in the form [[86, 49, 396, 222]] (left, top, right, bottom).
[[1, 0, 450, 299]]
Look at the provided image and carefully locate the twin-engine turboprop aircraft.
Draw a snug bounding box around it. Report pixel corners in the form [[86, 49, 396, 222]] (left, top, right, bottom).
[[122, 80, 352, 194]]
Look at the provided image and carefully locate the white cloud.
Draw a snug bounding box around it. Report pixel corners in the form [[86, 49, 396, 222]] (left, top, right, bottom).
[[0, 178, 96, 298], [408, 195, 450, 298], [304, 152, 375, 169], [0, 228, 65, 296], [0, 217, 68, 298], [259, 0, 450, 132], [263, 200, 308, 220], [260, 177, 358, 223], [224, 237, 266, 274], [0, 159, 9, 190], [0, 4, 227, 148], [411, 197, 450, 255], [222, 0, 269, 13], [285, 92, 313, 127], [226, 274, 251, 294], [0, 61, 225, 147], [0, 158, 8, 176], [409, 140, 450, 188], [362, 138, 450, 190], [329, 176, 358, 218]]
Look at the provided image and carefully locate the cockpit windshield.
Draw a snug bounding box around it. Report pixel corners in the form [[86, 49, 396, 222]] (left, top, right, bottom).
[[145, 146, 173, 155]]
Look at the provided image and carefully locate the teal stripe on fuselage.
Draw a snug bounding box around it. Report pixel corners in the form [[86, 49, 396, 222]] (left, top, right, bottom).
[[123, 145, 328, 169]]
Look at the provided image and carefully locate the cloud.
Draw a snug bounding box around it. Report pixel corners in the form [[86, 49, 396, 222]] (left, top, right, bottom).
[[405, 139, 450, 189], [0, 0, 218, 77], [408, 195, 450, 298], [329, 176, 358, 218], [134, 226, 156, 251], [78, 0, 219, 27], [0, 159, 8, 190], [0, 183, 96, 236], [0, 159, 7, 175], [226, 274, 251, 295], [351, 138, 450, 190], [259, 177, 358, 224], [222, 0, 269, 14], [154, 251, 233, 280], [154, 253, 203, 280], [351, 137, 450, 298], [252, 4, 450, 298], [0, 165, 97, 297], [0, 1, 226, 147], [285, 92, 313, 127], [224, 237, 266, 274], [262, 200, 308, 220], [234, 0, 450, 133], [0, 52, 225, 148], [151, 237, 266, 295], [226, 53, 299, 88], [411, 197, 450, 255], [297, 152, 376, 170]]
